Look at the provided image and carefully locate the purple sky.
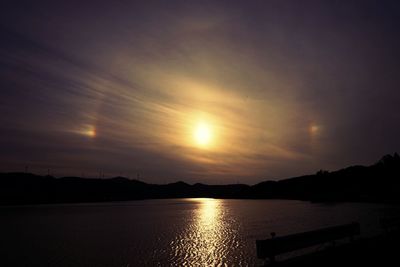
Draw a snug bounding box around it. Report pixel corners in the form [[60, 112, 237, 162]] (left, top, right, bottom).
[[1, 0, 400, 184]]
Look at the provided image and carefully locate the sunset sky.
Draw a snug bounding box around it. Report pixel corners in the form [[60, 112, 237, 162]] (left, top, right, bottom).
[[1, 0, 400, 184]]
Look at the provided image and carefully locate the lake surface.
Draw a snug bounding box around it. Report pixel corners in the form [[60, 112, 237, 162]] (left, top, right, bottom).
[[1, 199, 399, 266]]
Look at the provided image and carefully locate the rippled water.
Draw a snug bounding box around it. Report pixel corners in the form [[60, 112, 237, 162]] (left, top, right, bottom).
[[1, 199, 399, 266]]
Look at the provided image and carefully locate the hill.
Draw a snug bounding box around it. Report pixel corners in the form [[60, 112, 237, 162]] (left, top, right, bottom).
[[1, 153, 399, 204]]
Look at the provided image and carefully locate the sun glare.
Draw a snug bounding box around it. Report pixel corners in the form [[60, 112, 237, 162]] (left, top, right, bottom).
[[194, 122, 212, 147]]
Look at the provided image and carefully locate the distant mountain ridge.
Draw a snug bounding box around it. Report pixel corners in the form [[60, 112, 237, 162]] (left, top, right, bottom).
[[1, 153, 400, 205]]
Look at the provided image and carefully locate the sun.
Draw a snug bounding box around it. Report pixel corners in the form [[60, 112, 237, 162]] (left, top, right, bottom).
[[194, 122, 212, 147]]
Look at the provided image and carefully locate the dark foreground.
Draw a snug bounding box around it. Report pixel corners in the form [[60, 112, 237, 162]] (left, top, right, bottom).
[[268, 232, 400, 267]]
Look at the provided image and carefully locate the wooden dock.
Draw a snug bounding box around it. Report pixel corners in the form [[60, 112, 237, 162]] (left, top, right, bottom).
[[256, 222, 400, 266]]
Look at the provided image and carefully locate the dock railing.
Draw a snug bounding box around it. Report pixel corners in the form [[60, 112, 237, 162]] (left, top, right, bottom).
[[256, 222, 360, 265]]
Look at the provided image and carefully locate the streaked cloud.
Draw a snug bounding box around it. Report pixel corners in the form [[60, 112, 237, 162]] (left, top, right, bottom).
[[1, 1, 400, 183]]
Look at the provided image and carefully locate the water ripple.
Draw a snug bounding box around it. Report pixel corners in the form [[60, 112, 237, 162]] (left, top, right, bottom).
[[169, 198, 244, 266]]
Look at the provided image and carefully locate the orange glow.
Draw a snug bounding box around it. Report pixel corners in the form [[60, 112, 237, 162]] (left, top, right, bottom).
[[73, 125, 96, 138], [85, 128, 96, 138], [310, 124, 320, 135]]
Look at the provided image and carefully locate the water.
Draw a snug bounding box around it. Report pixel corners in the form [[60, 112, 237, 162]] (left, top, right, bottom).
[[1, 199, 399, 266]]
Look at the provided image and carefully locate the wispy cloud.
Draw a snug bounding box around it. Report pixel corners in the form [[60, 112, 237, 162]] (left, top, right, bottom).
[[1, 1, 400, 183]]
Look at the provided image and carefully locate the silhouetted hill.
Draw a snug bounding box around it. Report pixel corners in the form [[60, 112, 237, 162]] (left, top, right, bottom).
[[1, 153, 400, 205], [247, 153, 400, 202]]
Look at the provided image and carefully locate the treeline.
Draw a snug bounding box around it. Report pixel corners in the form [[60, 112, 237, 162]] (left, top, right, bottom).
[[1, 153, 400, 205]]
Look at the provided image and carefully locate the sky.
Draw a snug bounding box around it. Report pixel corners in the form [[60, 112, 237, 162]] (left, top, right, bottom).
[[1, 0, 400, 184]]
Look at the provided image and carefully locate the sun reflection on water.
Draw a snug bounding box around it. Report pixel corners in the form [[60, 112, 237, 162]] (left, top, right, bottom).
[[195, 198, 222, 264], [170, 198, 242, 266]]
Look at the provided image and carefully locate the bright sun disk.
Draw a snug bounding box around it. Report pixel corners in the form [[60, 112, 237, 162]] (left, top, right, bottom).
[[194, 122, 212, 147]]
